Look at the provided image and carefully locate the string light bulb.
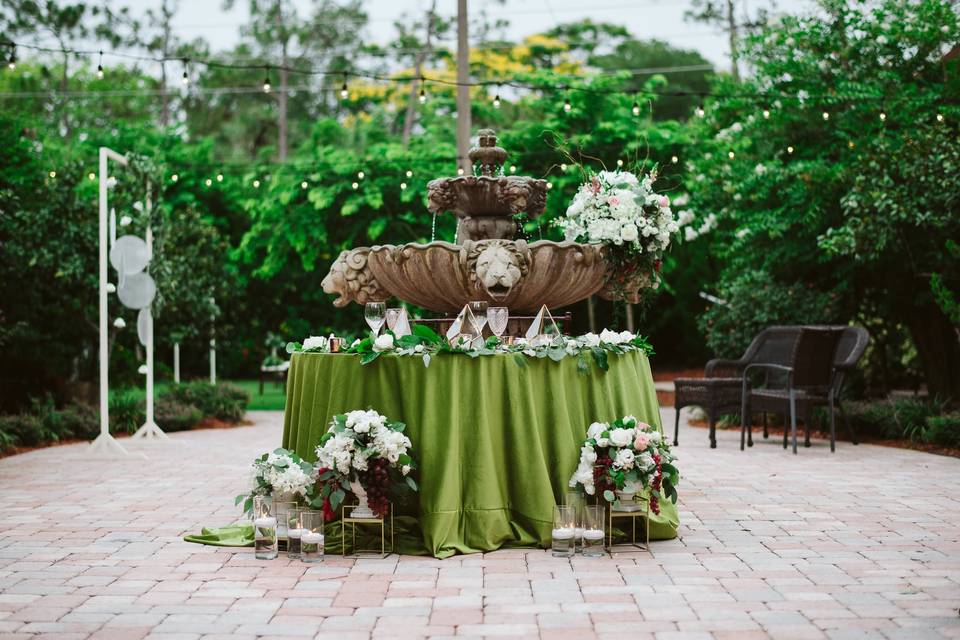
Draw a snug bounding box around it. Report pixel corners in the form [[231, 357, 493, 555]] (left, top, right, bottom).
[[787, 145, 795, 154], [560, 163, 567, 171], [204, 178, 212, 186], [509, 165, 516, 174], [96, 50, 104, 79], [616, 159, 624, 167], [170, 173, 178, 182], [493, 93, 501, 108], [405, 170, 413, 178], [253, 179, 260, 188], [632, 101, 640, 117], [695, 106, 705, 118], [340, 75, 348, 99], [822, 111, 829, 120], [728, 151, 735, 159], [351, 181, 359, 189], [400, 182, 407, 190], [671, 155, 679, 164], [181, 58, 189, 85], [216, 173, 223, 182], [301, 181, 308, 189], [262, 72, 271, 93], [879, 112, 886, 122], [762, 109, 770, 119], [7, 46, 15, 71], [357, 171, 365, 179], [563, 97, 572, 113], [848, 140, 855, 149], [49, 170, 56, 178], [936, 113, 944, 123], [88, 172, 96, 180], [457, 168, 465, 176], [547, 181, 553, 190], [418, 80, 426, 104]]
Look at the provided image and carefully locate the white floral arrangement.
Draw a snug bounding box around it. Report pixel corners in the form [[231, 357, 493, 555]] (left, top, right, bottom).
[[235, 447, 317, 514], [568, 416, 679, 515], [289, 326, 654, 373], [556, 169, 681, 297], [314, 410, 418, 519]]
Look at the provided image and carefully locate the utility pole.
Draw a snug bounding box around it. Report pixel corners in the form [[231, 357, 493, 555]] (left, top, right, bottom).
[[455, 0, 471, 174]]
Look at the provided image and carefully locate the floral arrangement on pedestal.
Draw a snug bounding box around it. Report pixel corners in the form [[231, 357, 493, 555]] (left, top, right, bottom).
[[313, 410, 419, 520], [555, 170, 680, 300], [568, 416, 679, 515], [235, 447, 318, 514]]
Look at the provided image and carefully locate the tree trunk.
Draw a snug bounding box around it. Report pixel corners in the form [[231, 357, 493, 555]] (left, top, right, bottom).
[[275, 1, 289, 162], [904, 302, 960, 402], [726, 0, 740, 81], [402, 0, 438, 148], [455, 0, 471, 174]]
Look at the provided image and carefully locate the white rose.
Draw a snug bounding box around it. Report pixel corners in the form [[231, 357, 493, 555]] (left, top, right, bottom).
[[580, 445, 598, 465], [618, 330, 633, 343], [608, 428, 635, 447], [620, 224, 639, 242], [373, 333, 395, 352], [613, 448, 636, 469], [302, 335, 327, 351], [414, 344, 424, 353], [569, 464, 594, 488], [581, 333, 601, 348], [599, 329, 622, 345], [586, 422, 607, 441]]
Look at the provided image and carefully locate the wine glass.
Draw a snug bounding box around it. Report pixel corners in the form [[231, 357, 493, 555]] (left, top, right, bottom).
[[385, 307, 401, 332], [469, 300, 489, 335], [364, 302, 386, 337], [487, 307, 509, 340]]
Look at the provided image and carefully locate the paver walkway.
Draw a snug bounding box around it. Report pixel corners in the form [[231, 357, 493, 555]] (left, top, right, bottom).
[[0, 409, 958, 640]]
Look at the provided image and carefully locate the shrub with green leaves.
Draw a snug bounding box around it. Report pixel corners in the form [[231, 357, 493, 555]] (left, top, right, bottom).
[[109, 390, 146, 434], [161, 382, 249, 423], [155, 399, 203, 432]]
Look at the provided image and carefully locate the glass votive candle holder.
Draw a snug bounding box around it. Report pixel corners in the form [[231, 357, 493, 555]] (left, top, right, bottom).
[[300, 510, 324, 563], [253, 495, 278, 560], [272, 500, 296, 548], [565, 491, 585, 553], [582, 504, 606, 557], [552, 505, 575, 557], [286, 508, 303, 559]]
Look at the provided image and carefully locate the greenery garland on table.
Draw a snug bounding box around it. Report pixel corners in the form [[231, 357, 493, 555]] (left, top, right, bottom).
[[286, 325, 654, 374]]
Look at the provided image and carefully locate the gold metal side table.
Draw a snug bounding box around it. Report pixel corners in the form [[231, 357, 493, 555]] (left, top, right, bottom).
[[606, 496, 651, 553], [340, 503, 394, 558]]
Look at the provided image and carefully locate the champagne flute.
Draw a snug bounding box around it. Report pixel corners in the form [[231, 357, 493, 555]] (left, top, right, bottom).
[[364, 302, 386, 337], [487, 307, 509, 341]]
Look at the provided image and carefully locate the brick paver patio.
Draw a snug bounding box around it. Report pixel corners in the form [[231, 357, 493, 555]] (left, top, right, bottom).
[[0, 409, 958, 639]]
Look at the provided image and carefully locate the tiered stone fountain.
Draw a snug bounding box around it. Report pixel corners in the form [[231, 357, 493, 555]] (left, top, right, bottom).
[[322, 130, 638, 313]]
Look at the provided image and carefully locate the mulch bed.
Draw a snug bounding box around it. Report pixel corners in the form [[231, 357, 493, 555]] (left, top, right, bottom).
[[686, 418, 960, 459]]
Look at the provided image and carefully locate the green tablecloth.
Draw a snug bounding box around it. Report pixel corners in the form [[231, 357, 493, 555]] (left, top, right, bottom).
[[282, 350, 678, 558]]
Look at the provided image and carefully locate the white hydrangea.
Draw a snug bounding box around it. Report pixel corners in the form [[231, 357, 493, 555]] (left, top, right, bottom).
[[613, 448, 636, 470]]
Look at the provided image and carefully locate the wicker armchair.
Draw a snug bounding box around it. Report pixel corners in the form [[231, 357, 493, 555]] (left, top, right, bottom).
[[740, 327, 846, 454], [674, 327, 801, 448]]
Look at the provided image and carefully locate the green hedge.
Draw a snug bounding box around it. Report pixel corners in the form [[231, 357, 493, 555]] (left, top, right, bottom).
[[0, 382, 250, 454], [845, 398, 960, 448]]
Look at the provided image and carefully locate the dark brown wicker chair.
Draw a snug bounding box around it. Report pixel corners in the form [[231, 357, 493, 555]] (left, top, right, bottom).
[[740, 327, 846, 454], [674, 326, 801, 448]]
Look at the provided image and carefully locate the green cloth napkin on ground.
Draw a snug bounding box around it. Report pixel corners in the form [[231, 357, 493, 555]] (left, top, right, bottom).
[[184, 524, 254, 547]]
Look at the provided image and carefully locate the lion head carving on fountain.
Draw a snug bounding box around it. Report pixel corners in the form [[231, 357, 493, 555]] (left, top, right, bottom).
[[461, 240, 531, 299], [322, 248, 389, 307]]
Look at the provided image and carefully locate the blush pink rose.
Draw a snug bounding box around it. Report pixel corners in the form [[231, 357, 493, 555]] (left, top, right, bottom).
[[607, 196, 621, 206], [659, 195, 670, 208], [633, 433, 650, 450]]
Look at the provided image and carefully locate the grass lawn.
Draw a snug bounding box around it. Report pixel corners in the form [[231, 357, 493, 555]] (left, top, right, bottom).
[[111, 379, 287, 412]]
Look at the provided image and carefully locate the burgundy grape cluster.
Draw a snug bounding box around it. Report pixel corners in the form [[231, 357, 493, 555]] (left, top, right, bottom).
[[358, 458, 392, 517]]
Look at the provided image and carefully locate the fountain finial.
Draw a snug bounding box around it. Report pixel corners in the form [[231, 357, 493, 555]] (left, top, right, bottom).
[[468, 129, 507, 177]]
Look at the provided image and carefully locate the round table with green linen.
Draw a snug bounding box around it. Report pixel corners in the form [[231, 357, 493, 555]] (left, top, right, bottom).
[[282, 349, 679, 558]]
